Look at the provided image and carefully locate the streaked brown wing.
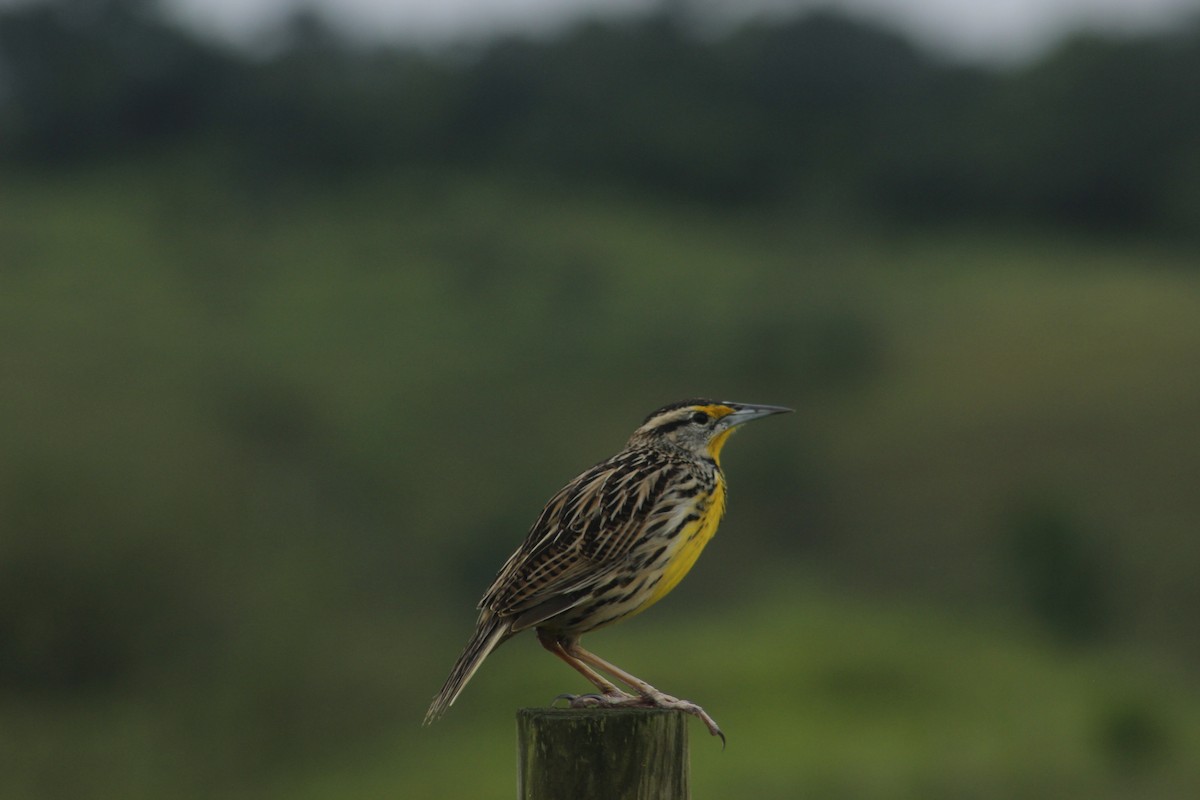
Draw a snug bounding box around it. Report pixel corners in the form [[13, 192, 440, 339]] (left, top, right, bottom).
[[479, 449, 679, 626]]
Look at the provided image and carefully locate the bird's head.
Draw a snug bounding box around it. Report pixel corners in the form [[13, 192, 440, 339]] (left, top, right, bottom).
[[629, 399, 792, 464]]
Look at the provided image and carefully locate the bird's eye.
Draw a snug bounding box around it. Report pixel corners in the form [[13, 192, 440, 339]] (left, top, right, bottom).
[[691, 411, 710, 425]]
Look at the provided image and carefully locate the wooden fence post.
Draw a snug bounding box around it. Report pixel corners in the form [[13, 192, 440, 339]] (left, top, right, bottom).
[[517, 707, 690, 800]]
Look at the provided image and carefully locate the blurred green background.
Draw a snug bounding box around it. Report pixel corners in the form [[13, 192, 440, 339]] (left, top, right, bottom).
[[3, 0, 1200, 797]]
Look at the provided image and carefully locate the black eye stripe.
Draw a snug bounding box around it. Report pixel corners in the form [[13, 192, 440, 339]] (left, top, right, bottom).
[[653, 419, 688, 434]]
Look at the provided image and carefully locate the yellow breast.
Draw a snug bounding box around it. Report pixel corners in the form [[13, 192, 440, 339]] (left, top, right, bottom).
[[637, 476, 727, 613]]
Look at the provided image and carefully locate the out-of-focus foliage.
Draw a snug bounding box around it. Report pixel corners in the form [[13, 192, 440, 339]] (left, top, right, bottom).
[[3, 1, 1200, 799], [3, 0, 1200, 235]]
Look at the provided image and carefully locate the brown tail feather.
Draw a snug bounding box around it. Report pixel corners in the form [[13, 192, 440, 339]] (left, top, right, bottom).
[[424, 613, 509, 724]]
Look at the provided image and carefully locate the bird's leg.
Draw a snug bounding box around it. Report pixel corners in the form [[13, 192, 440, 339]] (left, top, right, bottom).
[[536, 630, 633, 706], [564, 640, 725, 743]]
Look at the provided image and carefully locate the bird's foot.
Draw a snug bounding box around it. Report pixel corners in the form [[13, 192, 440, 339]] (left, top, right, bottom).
[[552, 689, 724, 745], [635, 691, 725, 746]]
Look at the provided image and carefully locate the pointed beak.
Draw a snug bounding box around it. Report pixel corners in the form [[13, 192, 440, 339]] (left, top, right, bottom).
[[722, 402, 793, 427]]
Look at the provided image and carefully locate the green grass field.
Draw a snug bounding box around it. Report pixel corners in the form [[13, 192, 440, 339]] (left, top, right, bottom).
[[291, 583, 1200, 800], [2, 164, 1199, 798]]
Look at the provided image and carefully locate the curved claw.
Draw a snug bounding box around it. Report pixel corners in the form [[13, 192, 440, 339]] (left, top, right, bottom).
[[703, 715, 726, 748], [637, 692, 726, 745], [679, 702, 725, 745]]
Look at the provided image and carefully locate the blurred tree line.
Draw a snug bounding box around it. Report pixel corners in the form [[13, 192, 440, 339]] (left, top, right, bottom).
[[3, 0, 1200, 238]]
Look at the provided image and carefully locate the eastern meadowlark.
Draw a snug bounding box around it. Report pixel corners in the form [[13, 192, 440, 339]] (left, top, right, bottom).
[[424, 399, 791, 740]]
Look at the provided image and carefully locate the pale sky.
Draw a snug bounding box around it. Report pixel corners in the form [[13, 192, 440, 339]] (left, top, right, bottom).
[[83, 0, 1200, 61]]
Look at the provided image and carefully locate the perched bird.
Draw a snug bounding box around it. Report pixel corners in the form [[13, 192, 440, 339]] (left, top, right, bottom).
[[423, 399, 791, 740]]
